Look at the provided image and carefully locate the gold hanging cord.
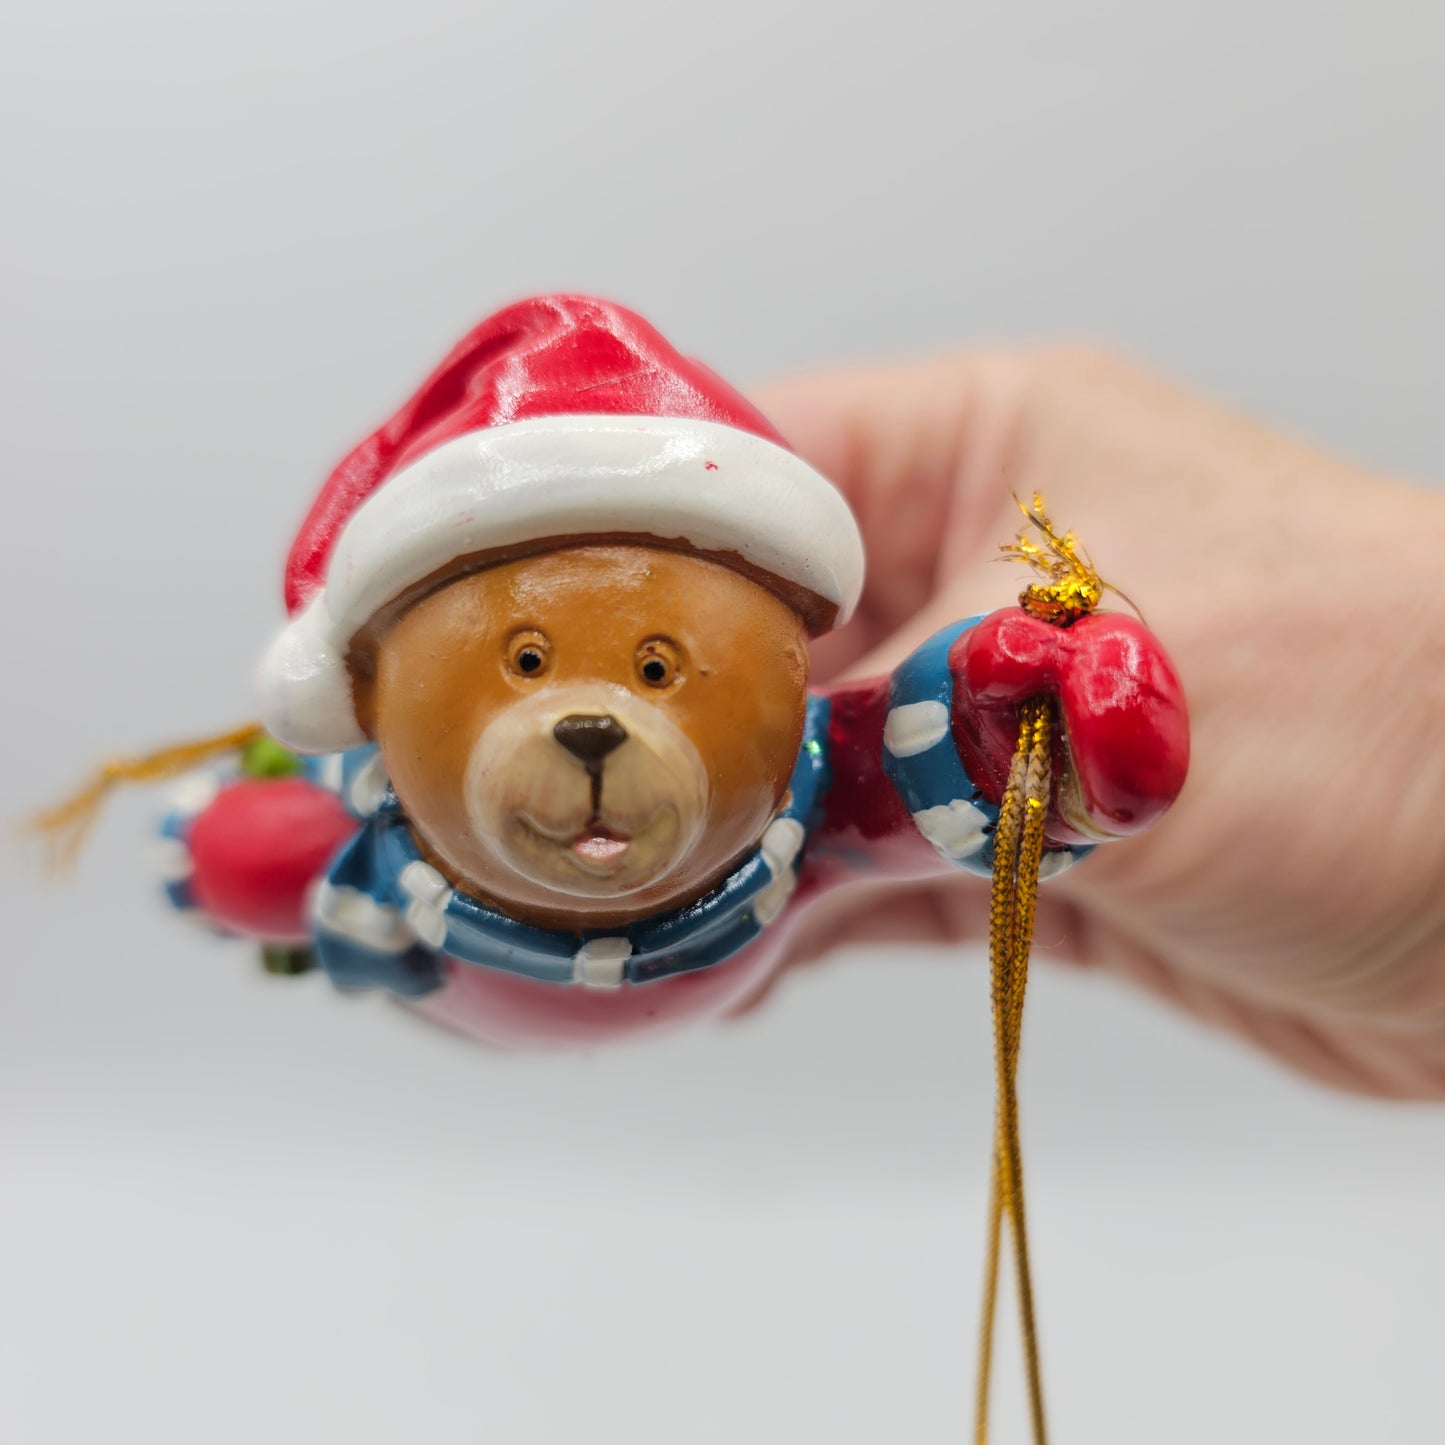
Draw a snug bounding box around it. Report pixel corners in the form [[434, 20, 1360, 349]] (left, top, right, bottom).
[[27, 722, 266, 870], [974, 495, 1118, 1445]]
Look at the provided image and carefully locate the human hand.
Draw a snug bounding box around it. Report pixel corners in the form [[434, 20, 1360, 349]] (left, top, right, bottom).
[[758, 349, 1445, 1098]]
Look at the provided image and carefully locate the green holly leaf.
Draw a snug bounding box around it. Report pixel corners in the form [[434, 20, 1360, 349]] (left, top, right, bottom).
[[240, 735, 304, 779]]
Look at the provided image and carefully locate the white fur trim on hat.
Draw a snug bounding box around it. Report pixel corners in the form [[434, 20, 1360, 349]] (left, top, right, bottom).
[[258, 413, 865, 753]]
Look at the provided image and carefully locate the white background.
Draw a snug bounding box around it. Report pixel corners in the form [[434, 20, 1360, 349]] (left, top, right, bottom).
[[2, 3, 1442, 1441]]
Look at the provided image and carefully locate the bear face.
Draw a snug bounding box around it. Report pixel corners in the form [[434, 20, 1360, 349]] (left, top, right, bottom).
[[349, 543, 811, 932]]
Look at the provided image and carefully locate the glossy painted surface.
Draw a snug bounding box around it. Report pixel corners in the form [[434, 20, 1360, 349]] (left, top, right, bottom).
[[354, 544, 811, 932], [168, 295, 1190, 1047], [259, 296, 865, 756], [186, 778, 356, 944], [406, 669, 949, 1047], [283, 296, 792, 615], [951, 609, 1190, 846], [177, 606, 1189, 1048]]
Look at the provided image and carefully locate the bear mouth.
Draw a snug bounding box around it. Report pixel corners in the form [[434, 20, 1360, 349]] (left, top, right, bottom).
[[569, 825, 632, 869], [516, 810, 672, 879]]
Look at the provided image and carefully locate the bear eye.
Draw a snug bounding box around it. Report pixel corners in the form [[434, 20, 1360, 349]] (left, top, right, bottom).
[[507, 630, 552, 679], [636, 638, 682, 688]]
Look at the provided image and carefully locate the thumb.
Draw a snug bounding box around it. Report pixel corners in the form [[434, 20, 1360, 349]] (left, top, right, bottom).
[[752, 351, 1038, 680]]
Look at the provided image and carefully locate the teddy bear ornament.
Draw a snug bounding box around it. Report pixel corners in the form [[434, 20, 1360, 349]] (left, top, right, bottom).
[[37, 295, 1189, 1444]]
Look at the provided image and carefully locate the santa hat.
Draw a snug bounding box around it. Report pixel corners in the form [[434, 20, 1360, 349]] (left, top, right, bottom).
[[258, 295, 865, 753]]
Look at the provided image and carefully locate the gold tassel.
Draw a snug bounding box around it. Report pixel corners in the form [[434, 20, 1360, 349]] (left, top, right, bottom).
[[1002, 491, 1138, 626], [974, 495, 1114, 1445], [26, 722, 266, 871]]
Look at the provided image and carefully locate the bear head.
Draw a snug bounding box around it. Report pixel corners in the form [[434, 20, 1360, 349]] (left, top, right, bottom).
[[347, 541, 811, 932]]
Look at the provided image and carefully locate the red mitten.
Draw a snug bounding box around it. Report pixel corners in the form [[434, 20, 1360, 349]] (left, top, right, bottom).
[[186, 778, 356, 942], [950, 610, 1189, 846]]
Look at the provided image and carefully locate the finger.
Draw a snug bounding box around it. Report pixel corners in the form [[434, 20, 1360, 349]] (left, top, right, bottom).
[[754, 353, 1024, 515], [778, 871, 1082, 968], [726, 877, 988, 1017], [729, 874, 1086, 1018], [753, 355, 1035, 669]]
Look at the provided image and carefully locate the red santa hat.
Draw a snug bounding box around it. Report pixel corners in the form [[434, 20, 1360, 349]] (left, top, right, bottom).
[[258, 295, 866, 752]]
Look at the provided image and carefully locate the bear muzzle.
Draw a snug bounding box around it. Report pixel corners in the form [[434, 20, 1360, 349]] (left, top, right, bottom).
[[463, 685, 710, 901]]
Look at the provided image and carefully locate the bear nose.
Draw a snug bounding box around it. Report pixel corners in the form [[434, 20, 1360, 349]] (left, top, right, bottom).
[[553, 714, 629, 766]]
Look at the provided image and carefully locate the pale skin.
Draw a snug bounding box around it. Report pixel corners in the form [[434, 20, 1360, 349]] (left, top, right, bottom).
[[754, 348, 1445, 1100]]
